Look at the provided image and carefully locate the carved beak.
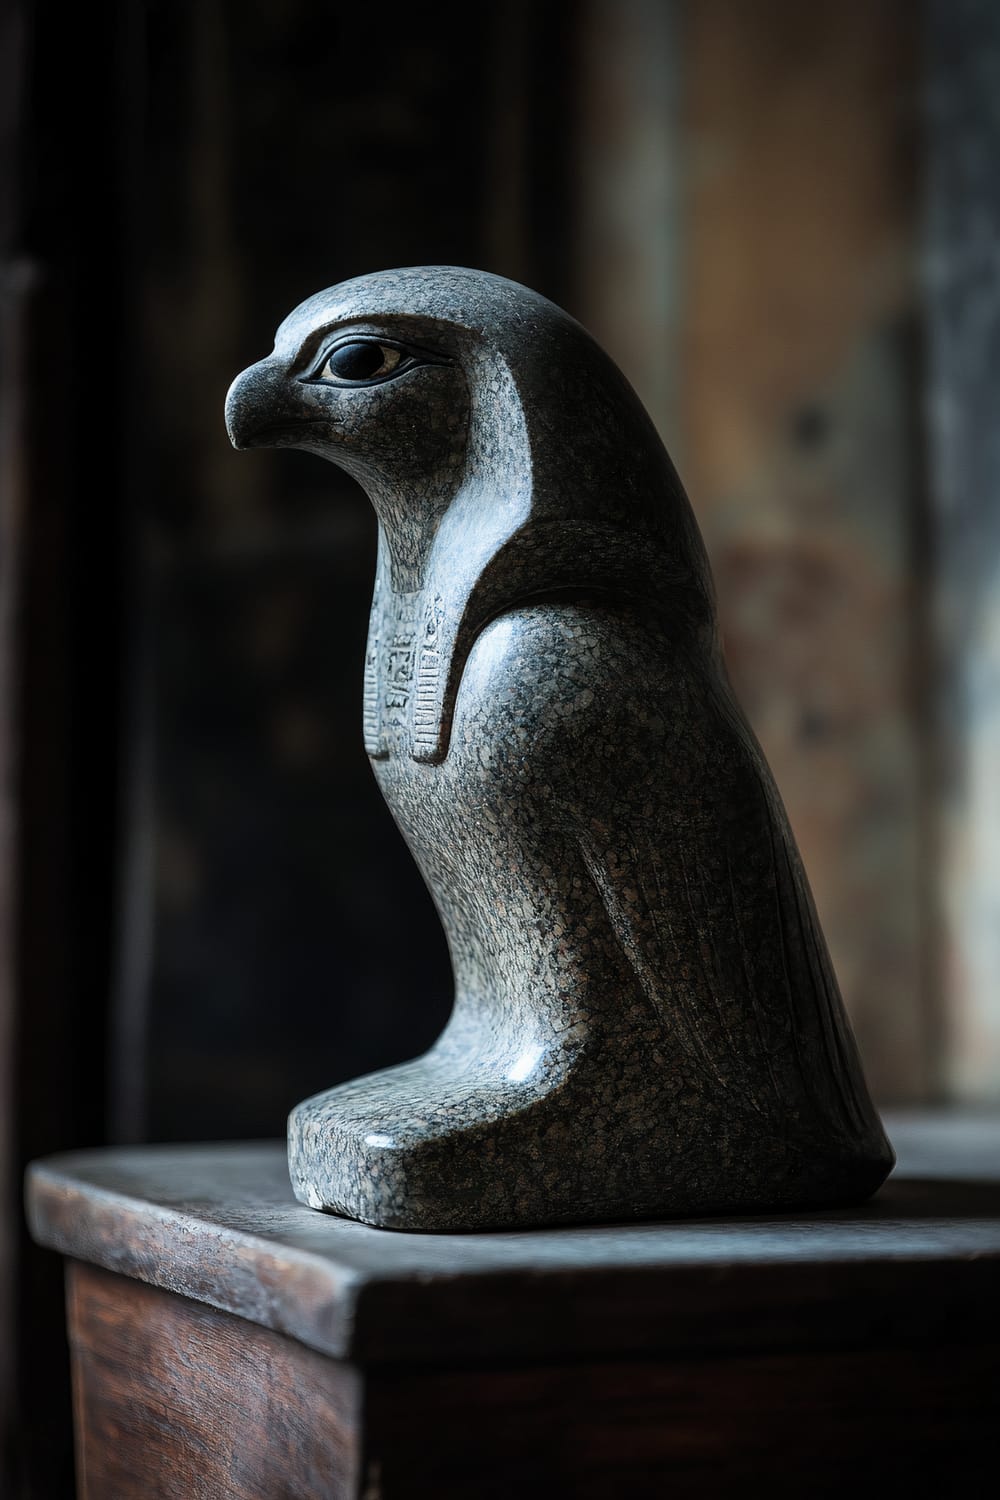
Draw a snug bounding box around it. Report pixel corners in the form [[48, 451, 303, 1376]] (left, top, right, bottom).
[[225, 357, 306, 450]]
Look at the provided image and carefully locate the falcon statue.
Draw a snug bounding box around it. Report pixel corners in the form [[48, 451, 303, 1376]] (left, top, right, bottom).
[[226, 267, 893, 1230]]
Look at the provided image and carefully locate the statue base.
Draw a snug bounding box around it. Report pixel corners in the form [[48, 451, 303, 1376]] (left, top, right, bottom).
[[287, 1046, 893, 1232]]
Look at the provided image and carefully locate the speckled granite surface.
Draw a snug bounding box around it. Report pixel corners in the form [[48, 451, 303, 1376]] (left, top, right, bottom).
[[226, 267, 892, 1231]]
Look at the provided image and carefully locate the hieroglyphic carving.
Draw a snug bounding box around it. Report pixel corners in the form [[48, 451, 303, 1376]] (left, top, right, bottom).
[[362, 570, 384, 757], [383, 595, 418, 736], [413, 593, 445, 753]]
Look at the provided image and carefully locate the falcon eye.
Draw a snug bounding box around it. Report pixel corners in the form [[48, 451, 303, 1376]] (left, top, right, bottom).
[[312, 341, 407, 385]]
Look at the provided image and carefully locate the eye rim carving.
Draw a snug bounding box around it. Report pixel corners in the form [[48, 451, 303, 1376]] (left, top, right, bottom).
[[299, 335, 450, 389]]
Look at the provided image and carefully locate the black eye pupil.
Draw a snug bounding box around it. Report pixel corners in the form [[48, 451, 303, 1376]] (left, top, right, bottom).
[[327, 342, 389, 380]]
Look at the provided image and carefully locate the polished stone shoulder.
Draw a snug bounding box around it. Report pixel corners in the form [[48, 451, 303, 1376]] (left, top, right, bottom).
[[455, 600, 696, 749]]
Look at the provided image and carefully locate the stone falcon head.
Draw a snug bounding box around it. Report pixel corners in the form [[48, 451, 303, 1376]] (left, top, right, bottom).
[[226, 266, 716, 763]]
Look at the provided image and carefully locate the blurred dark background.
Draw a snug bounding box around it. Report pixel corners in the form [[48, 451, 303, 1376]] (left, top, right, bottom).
[[3, 0, 1000, 1493]]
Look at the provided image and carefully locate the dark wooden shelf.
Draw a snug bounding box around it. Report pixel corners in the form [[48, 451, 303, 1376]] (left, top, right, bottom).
[[26, 1111, 1000, 1497]]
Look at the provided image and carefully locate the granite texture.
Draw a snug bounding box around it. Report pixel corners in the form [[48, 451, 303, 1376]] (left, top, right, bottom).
[[225, 266, 893, 1231]]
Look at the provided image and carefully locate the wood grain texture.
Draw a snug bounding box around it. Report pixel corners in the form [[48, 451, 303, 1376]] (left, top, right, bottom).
[[68, 1263, 360, 1500], [26, 1114, 1000, 1367], [364, 1345, 999, 1499], [67, 1265, 998, 1499]]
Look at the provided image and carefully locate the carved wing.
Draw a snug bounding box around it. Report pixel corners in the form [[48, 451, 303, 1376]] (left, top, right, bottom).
[[569, 698, 874, 1148]]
